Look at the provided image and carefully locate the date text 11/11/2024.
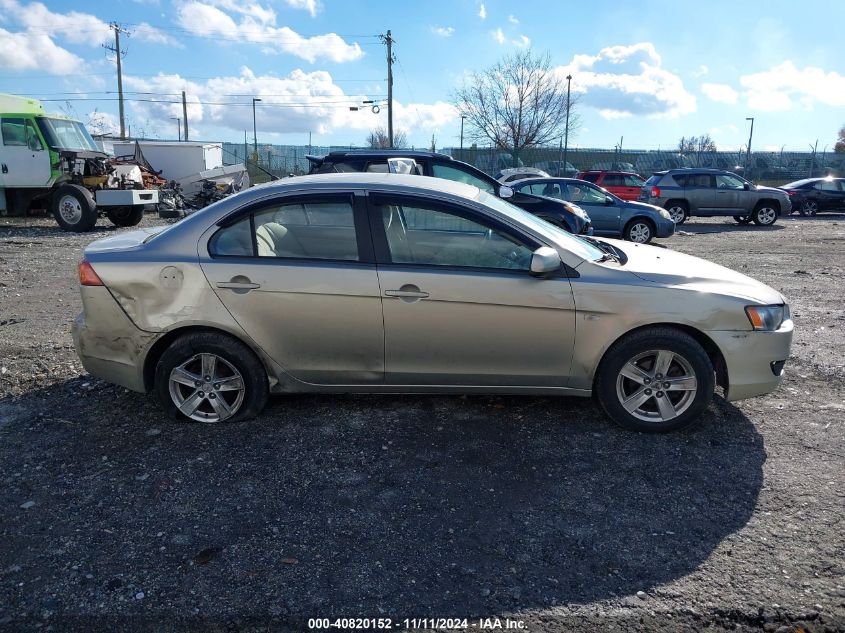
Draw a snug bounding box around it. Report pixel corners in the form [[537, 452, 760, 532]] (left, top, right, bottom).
[[307, 617, 527, 630]]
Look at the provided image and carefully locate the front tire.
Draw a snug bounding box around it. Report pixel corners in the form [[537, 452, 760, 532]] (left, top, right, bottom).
[[154, 332, 269, 423], [595, 327, 715, 433], [52, 184, 97, 232], [623, 218, 654, 244], [664, 201, 689, 225], [106, 206, 144, 227], [752, 202, 778, 226]]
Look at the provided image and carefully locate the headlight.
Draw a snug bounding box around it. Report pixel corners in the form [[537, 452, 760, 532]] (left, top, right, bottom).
[[745, 304, 788, 331], [659, 208, 672, 220]]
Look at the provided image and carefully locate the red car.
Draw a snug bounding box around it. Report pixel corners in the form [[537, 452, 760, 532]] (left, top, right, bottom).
[[575, 170, 646, 201]]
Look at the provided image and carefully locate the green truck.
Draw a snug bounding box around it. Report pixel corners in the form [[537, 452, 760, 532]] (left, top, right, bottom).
[[0, 93, 158, 231]]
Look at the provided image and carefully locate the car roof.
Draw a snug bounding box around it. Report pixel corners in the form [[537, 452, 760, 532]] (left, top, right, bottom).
[[578, 170, 641, 176], [273, 172, 478, 195], [318, 149, 456, 161]]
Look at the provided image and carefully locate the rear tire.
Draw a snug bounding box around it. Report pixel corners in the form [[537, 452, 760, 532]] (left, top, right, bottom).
[[106, 206, 144, 227], [664, 200, 688, 224], [623, 218, 654, 244], [799, 200, 818, 216], [154, 332, 269, 423], [51, 184, 97, 232], [752, 202, 778, 226], [595, 327, 715, 433]]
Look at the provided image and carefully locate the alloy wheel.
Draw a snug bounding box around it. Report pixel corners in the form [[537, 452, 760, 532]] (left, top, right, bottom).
[[755, 206, 777, 225], [800, 200, 818, 216], [168, 353, 245, 422], [627, 222, 651, 243], [615, 349, 698, 423], [667, 206, 686, 223]]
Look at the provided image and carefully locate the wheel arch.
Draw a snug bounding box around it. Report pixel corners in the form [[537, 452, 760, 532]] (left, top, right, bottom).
[[623, 215, 655, 233], [593, 322, 728, 392], [755, 198, 781, 213], [142, 324, 273, 392]]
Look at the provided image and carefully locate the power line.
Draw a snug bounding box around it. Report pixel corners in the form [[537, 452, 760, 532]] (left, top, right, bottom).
[[37, 97, 384, 108]]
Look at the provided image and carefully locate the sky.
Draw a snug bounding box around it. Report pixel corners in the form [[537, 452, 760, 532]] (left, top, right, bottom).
[[1, 0, 843, 152]]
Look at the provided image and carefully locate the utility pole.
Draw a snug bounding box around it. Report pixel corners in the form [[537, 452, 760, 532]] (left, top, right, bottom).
[[745, 117, 755, 176], [244, 130, 248, 166], [562, 74, 572, 175], [182, 91, 189, 141], [171, 117, 181, 141], [380, 30, 395, 149], [252, 98, 261, 158], [105, 22, 129, 139], [460, 115, 465, 153]]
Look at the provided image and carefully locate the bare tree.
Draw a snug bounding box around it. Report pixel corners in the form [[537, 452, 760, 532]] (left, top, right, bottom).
[[678, 134, 717, 154], [454, 50, 579, 167], [366, 126, 407, 149], [835, 126, 845, 154]]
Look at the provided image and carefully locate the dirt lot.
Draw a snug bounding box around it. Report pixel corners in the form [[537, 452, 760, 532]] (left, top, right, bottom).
[[0, 211, 843, 632]]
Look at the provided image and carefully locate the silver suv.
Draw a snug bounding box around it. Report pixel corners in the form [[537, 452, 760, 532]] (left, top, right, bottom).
[[639, 169, 791, 226]]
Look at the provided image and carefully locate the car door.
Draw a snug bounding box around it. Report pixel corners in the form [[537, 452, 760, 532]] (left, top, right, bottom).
[[714, 173, 745, 213], [816, 179, 844, 211], [199, 191, 384, 385], [685, 173, 717, 213], [564, 180, 621, 234], [368, 192, 577, 387], [0, 117, 51, 187], [622, 174, 645, 201]]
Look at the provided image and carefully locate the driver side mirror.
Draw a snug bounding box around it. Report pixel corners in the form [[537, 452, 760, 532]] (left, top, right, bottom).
[[529, 246, 561, 277], [743, 183, 750, 190], [605, 195, 615, 205], [499, 185, 514, 199]]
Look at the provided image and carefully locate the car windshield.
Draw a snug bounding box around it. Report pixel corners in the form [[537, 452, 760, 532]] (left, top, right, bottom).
[[474, 190, 605, 262], [35, 117, 99, 151], [782, 179, 814, 189]]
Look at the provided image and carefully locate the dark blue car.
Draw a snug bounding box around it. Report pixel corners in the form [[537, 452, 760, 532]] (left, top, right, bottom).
[[511, 177, 675, 243]]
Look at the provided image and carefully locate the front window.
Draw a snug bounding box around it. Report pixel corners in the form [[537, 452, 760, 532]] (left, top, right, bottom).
[[375, 198, 532, 271], [35, 117, 98, 152], [568, 182, 609, 204], [1, 118, 43, 150], [431, 163, 496, 194], [715, 174, 746, 190]]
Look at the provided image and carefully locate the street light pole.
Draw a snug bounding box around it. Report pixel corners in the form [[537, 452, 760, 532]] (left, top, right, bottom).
[[745, 117, 754, 175], [460, 115, 465, 152], [252, 98, 262, 158], [171, 117, 180, 141], [563, 74, 572, 176]]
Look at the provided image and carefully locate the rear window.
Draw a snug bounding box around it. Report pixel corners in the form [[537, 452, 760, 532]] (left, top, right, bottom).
[[601, 174, 625, 186], [644, 175, 662, 187], [671, 174, 688, 187]]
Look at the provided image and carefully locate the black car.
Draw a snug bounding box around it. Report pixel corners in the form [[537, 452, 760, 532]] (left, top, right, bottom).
[[779, 177, 845, 216], [306, 150, 592, 235]]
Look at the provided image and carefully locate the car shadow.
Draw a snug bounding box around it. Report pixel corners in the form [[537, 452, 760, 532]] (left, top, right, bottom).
[[0, 380, 764, 627], [675, 221, 785, 235]]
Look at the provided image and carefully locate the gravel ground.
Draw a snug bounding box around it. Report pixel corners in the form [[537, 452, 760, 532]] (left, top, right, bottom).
[[0, 211, 843, 632]]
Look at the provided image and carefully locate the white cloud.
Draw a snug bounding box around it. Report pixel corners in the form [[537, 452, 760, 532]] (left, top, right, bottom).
[[284, 0, 320, 17], [692, 64, 709, 78], [0, 0, 177, 46], [507, 14, 519, 24], [123, 68, 457, 138], [556, 42, 696, 119], [491, 28, 505, 44], [739, 60, 845, 111], [175, 1, 363, 63], [430, 25, 454, 38], [478, 2, 487, 19], [701, 82, 739, 104], [512, 35, 530, 48], [0, 27, 83, 73]]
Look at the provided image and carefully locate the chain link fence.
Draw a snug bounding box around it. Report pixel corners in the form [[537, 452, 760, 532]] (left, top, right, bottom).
[[223, 142, 845, 186]]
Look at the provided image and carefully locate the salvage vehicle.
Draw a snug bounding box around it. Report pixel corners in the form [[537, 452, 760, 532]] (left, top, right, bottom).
[[0, 94, 158, 232], [639, 169, 790, 226], [510, 177, 675, 244], [306, 150, 592, 235], [779, 177, 845, 216], [72, 173, 793, 433]]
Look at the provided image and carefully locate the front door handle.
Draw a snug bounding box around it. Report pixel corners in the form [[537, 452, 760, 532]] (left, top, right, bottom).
[[384, 284, 429, 301], [1, 163, 7, 174]]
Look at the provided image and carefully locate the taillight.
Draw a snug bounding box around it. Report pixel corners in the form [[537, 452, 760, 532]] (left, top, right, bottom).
[[650, 186, 661, 198], [786, 190, 797, 196], [78, 259, 104, 286]]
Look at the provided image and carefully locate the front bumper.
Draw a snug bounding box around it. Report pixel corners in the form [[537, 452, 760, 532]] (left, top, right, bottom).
[[708, 319, 794, 402], [655, 217, 675, 238], [71, 286, 156, 393]]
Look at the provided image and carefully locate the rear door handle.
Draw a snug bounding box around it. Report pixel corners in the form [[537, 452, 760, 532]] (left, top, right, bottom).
[[384, 289, 429, 298], [1, 164, 7, 174], [217, 281, 261, 290]]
